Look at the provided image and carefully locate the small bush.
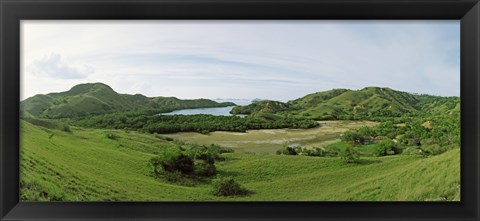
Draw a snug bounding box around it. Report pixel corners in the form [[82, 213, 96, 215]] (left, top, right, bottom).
[[106, 132, 117, 140], [402, 146, 422, 155], [194, 162, 217, 177], [420, 144, 448, 156], [341, 126, 375, 145], [149, 149, 195, 175], [374, 140, 396, 156], [340, 146, 360, 163], [62, 124, 71, 132], [189, 144, 231, 162], [212, 178, 249, 197], [149, 144, 223, 180], [276, 145, 326, 157], [276, 146, 298, 155], [307, 147, 325, 156], [323, 143, 344, 156]]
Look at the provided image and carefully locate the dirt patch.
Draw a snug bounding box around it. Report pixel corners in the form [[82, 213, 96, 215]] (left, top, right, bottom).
[[164, 120, 377, 154]]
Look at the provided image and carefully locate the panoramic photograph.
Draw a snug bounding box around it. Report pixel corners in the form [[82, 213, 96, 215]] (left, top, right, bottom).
[[20, 20, 460, 201]]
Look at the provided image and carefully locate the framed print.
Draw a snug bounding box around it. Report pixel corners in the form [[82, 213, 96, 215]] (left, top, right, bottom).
[[1, 0, 479, 220]]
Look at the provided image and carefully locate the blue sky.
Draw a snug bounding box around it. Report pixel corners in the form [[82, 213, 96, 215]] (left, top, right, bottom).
[[21, 20, 459, 101]]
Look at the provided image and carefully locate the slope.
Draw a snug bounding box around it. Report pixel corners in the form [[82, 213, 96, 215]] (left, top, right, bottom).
[[20, 120, 459, 201]]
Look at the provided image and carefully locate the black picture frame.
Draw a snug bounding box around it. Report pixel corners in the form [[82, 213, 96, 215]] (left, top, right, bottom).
[[1, 0, 479, 220]]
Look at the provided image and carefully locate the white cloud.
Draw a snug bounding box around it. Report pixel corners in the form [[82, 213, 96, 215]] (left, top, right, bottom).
[[21, 20, 459, 100], [27, 53, 94, 79]]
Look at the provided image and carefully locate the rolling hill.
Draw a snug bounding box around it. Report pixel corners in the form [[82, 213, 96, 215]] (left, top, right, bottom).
[[20, 119, 460, 201], [21, 83, 235, 118], [231, 87, 460, 120], [230, 100, 291, 115]]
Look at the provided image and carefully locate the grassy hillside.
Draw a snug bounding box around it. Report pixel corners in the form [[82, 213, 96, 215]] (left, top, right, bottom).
[[21, 83, 235, 118], [231, 87, 459, 120], [230, 100, 291, 115], [20, 119, 459, 201]]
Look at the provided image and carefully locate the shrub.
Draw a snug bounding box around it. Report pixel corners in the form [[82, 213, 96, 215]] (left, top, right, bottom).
[[276, 144, 298, 155], [62, 124, 71, 132], [192, 149, 216, 164], [149, 149, 195, 175], [341, 127, 374, 146], [212, 178, 249, 197], [323, 143, 343, 156], [340, 146, 360, 163], [374, 140, 396, 156], [399, 131, 422, 146], [402, 146, 423, 155], [164, 154, 194, 174], [106, 132, 117, 140], [420, 144, 448, 156], [189, 144, 232, 162], [150, 145, 223, 179], [308, 147, 325, 156], [276, 145, 326, 157], [194, 162, 217, 177], [276, 146, 296, 155]]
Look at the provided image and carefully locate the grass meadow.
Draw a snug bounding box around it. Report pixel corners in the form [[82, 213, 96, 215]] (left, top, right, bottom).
[[20, 119, 460, 201]]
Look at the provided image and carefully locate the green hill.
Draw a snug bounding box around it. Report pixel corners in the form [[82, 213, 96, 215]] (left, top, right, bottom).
[[290, 87, 421, 119], [20, 119, 460, 201], [21, 83, 235, 118], [415, 95, 460, 115], [230, 100, 290, 115], [232, 87, 459, 120]]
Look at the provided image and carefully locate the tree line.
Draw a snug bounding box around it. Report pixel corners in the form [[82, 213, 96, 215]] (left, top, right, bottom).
[[71, 111, 319, 134]]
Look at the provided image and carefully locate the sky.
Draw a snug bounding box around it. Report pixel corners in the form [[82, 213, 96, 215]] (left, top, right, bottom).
[[21, 20, 460, 101]]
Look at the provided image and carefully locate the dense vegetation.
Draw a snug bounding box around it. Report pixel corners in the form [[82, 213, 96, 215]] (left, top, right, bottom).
[[20, 83, 235, 118], [148, 144, 234, 186], [275, 113, 460, 162], [71, 112, 319, 134], [340, 114, 460, 156]]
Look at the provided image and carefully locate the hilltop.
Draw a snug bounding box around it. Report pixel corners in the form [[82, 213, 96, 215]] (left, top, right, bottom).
[[230, 100, 290, 115], [231, 87, 459, 120], [21, 83, 235, 118]]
